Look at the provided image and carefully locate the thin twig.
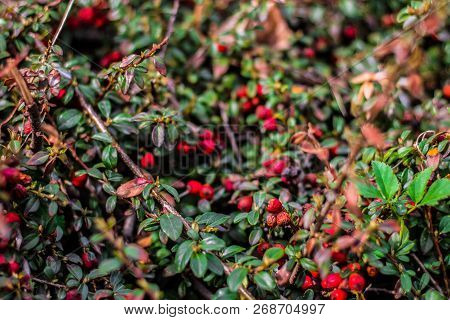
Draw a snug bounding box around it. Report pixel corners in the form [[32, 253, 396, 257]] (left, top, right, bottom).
[[411, 253, 443, 295], [7, 60, 42, 151], [219, 102, 242, 171], [424, 208, 449, 296], [32, 277, 67, 289], [44, 0, 75, 60], [159, 0, 180, 59], [97, 37, 169, 102], [75, 88, 255, 300]]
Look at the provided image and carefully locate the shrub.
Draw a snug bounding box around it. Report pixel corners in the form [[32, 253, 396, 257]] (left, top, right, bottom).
[[0, 0, 448, 300]]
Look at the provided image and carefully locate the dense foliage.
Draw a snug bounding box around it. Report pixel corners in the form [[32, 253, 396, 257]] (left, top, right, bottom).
[[0, 0, 449, 300]]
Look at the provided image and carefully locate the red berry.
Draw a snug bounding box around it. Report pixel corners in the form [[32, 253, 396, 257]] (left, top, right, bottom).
[[262, 158, 275, 168], [77, 7, 95, 24], [187, 180, 203, 195], [12, 184, 27, 199], [305, 173, 317, 186], [199, 139, 216, 154], [310, 271, 319, 278], [23, 120, 32, 134], [343, 25, 357, 39], [56, 88, 67, 99], [312, 126, 323, 138], [216, 44, 228, 53], [5, 212, 20, 224], [272, 160, 286, 175], [1, 167, 20, 184], [100, 50, 122, 67], [72, 173, 88, 188], [223, 178, 234, 192], [0, 254, 5, 265], [251, 97, 260, 106], [266, 214, 277, 227], [82, 252, 97, 269], [236, 86, 248, 98], [348, 273, 366, 291], [256, 242, 270, 257], [66, 289, 81, 300], [267, 198, 283, 214], [199, 129, 214, 140], [140, 152, 155, 169], [347, 263, 361, 272], [8, 260, 20, 274], [242, 100, 253, 112], [331, 251, 347, 264], [330, 289, 347, 300], [322, 273, 342, 289], [256, 84, 264, 96], [301, 275, 314, 290], [237, 196, 253, 212], [263, 117, 277, 131], [255, 106, 273, 120], [276, 211, 291, 226], [273, 243, 285, 250], [199, 184, 214, 200], [443, 84, 450, 98], [304, 47, 315, 58]]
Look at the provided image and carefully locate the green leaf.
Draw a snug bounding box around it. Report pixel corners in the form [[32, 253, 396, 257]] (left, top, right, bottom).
[[27, 151, 50, 166], [206, 253, 224, 275], [57, 109, 82, 130], [372, 161, 399, 200], [300, 258, 318, 271], [195, 212, 229, 227], [92, 132, 113, 144], [190, 252, 208, 278], [98, 258, 122, 274], [105, 196, 117, 214], [227, 268, 248, 292], [400, 273, 412, 292], [407, 168, 432, 203], [175, 240, 194, 271], [67, 264, 83, 281], [423, 289, 446, 300], [160, 184, 180, 202], [356, 181, 381, 198], [254, 271, 276, 291], [199, 235, 225, 251], [439, 215, 450, 234], [419, 179, 450, 206], [124, 244, 148, 261], [102, 145, 117, 169], [160, 214, 183, 241], [263, 247, 284, 265]]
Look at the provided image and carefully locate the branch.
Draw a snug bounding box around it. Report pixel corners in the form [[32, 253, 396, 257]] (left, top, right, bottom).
[[411, 253, 444, 295], [424, 208, 449, 296], [159, 0, 180, 59], [44, 0, 75, 60], [32, 277, 67, 289], [219, 102, 242, 171], [98, 37, 169, 101], [7, 60, 42, 151], [75, 88, 255, 300]]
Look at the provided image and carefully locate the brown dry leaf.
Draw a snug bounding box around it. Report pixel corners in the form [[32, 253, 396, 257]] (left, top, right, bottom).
[[256, 4, 293, 50], [344, 182, 361, 216], [361, 123, 386, 150], [116, 178, 150, 198], [275, 263, 291, 286]]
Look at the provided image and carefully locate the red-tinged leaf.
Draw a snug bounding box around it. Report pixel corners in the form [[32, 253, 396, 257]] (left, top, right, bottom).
[[119, 54, 139, 68], [378, 220, 400, 234], [335, 235, 357, 250], [275, 263, 291, 286], [361, 123, 386, 150], [27, 151, 50, 166], [116, 178, 150, 198], [153, 58, 167, 76], [344, 182, 361, 215], [124, 243, 149, 262]]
